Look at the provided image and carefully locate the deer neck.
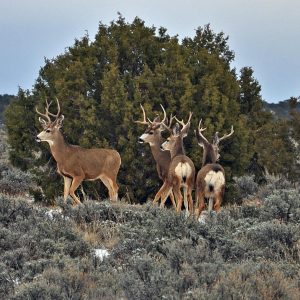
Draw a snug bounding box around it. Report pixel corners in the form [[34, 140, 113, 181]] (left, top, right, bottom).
[[202, 143, 217, 166], [49, 132, 70, 163], [170, 138, 185, 159], [149, 137, 170, 165]]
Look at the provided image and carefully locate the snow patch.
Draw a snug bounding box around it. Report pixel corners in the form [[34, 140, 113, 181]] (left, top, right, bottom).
[[44, 208, 63, 220], [93, 249, 110, 261], [198, 211, 209, 224]]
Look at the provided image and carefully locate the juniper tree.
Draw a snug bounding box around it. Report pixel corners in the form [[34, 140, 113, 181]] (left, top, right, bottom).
[[5, 15, 280, 203]]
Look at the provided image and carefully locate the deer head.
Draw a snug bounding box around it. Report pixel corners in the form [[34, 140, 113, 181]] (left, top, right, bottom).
[[212, 126, 234, 159], [195, 119, 234, 165], [135, 104, 172, 146], [160, 112, 192, 157], [36, 98, 64, 146]]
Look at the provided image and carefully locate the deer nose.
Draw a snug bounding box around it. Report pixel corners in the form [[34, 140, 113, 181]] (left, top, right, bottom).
[[138, 138, 144, 144], [36, 133, 42, 142]]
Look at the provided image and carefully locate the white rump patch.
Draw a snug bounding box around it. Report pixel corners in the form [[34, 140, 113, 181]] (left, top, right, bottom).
[[204, 170, 225, 191], [175, 162, 192, 180]]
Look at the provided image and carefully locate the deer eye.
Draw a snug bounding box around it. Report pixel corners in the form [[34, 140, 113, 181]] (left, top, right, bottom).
[[149, 131, 154, 135], [46, 129, 51, 133]]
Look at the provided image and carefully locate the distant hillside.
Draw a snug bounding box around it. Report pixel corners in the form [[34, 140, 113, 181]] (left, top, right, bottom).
[[0, 94, 15, 124], [263, 98, 300, 119]]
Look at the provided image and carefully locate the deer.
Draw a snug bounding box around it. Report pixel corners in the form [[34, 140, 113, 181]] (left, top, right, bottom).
[[160, 112, 195, 217], [35, 98, 121, 205], [135, 104, 176, 209], [194, 119, 234, 219]]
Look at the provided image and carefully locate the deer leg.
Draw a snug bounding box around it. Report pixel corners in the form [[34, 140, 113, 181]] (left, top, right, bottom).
[[160, 190, 176, 209], [100, 176, 119, 201], [63, 176, 72, 201], [160, 187, 173, 208], [100, 176, 114, 200], [187, 185, 194, 216], [173, 186, 183, 214], [195, 189, 205, 220], [69, 176, 84, 205], [214, 186, 225, 213], [169, 191, 176, 209], [182, 186, 189, 217], [107, 176, 119, 201], [153, 182, 168, 206], [214, 193, 222, 213]]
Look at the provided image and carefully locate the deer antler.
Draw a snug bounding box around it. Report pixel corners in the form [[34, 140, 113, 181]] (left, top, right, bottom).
[[158, 104, 167, 125], [195, 119, 210, 145], [213, 125, 234, 146], [174, 112, 192, 136], [36, 99, 52, 123], [156, 104, 176, 132], [36, 97, 61, 123], [134, 104, 151, 125], [46, 97, 61, 119], [174, 112, 192, 128]]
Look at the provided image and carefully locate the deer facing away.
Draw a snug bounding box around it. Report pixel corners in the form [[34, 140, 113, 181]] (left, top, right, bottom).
[[194, 120, 234, 218], [135, 104, 176, 208], [160, 112, 195, 216], [36, 98, 121, 204]]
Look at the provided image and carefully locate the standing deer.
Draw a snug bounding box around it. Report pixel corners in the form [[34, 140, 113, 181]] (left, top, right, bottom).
[[194, 119, 234, 218], [36, 98, 121, 204], [135, 104, 176, 208], [160, 113, 195, 216]]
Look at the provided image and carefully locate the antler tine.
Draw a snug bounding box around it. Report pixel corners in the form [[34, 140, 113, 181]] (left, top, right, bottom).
[[174, 111, 193, 128], [217, 125, 234, 144], [159, 113, 175, 133], [195, 118, 209, 144], [35, 106, 51, 123], [198, 119, 207, 133], [134, 104, 150, 125], [35, 99, 52, 123], [174, 116, 185, 127], [168, 114, 176, 128], [159, 104, 167, 124], [46, 97, 61, 119], [174, 112, 193, 135]]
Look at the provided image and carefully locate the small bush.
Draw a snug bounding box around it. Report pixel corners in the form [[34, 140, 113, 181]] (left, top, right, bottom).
[[260, 188, 300, 222], [0, 167, 33, 195], [1, 191, 299, 299], [234, 175, 259, 199]]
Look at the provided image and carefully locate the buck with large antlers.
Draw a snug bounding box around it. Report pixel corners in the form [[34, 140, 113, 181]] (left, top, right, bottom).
[[194, 120, 234, 218], [36, 98, 121, 204], [135, 104, 176, 208], [160, 112, 195, 216]]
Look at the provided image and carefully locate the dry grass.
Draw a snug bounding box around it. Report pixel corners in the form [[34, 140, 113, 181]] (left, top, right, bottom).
[[75, 220, 121, 249]]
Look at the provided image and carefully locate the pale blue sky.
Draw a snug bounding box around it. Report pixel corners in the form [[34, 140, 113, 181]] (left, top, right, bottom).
[[1, 0, 299, 103]]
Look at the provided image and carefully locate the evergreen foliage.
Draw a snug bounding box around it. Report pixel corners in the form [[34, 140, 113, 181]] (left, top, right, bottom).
[[3, 16, 297, 203], [0, 94, 15, 124]]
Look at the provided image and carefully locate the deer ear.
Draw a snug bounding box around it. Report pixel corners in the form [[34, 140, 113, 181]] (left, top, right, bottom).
[[181, 122, 190, 138], [212, 132, 219, 145], [39, 117, 48, 129], [55, 115, 64, 128], [172, 123, 181, 136]]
